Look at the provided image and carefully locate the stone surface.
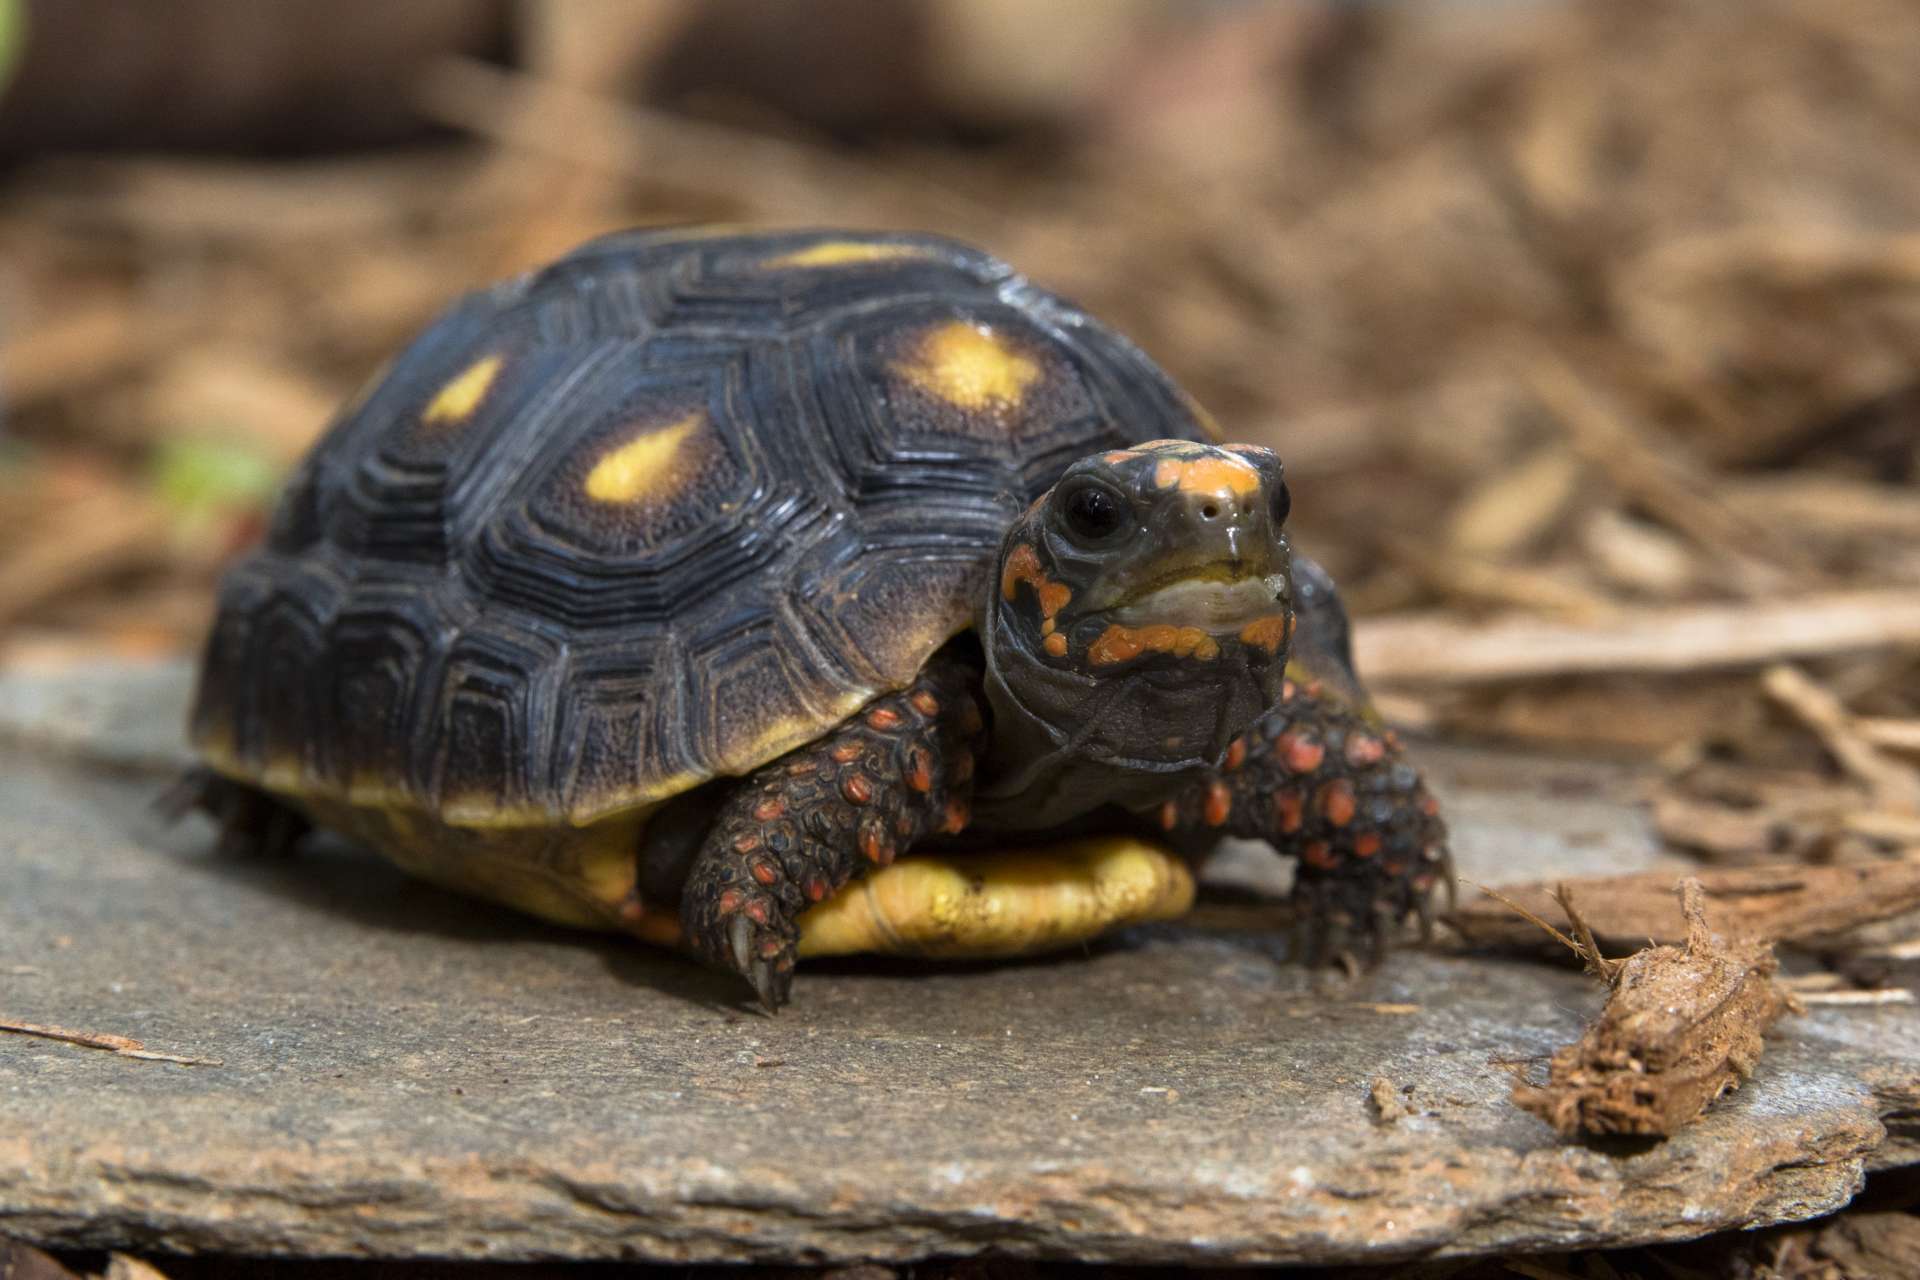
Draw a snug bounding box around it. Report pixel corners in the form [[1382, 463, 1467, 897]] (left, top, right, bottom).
[[1, 662, 1917, 1265]]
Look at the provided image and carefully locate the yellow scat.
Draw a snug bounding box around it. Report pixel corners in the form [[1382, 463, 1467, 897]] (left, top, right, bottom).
[[896, 321, 1042, 411], [765, 241, 925, 269], [796, 837, 1195, 959], [583, 413, 703, 503], [421, 354, 504, 426]]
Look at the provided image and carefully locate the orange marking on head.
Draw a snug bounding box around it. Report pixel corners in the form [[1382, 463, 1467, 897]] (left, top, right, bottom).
[[1088, 623, 1220, 666], [909, 690, 941, 717], [1224, 737, 1247, 771], [1302, 840, 1338, 870], [867, 707, 904, 731], [841, 773, 873, 805], [1102, 449, 1143, 464], [831, 742, 862, 764], [1152, 453, 1261, 498], [1353, 833, 1383, 859], [750, 860, 778, 885], [1204, 781, 1232, 827], [1239, 614, 1292, 654], [1043, 632, 1068, 658], [1158, 800, 1180, 831], [942, 799, 970, 834], [906, 748, 933, 793], [1000, 542, 1073, 620], [752, 797, 786, 821], [732, 832, 761, 853]]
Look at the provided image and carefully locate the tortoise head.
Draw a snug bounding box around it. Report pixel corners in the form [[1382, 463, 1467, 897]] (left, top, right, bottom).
[[976, 440, 1296, 826]]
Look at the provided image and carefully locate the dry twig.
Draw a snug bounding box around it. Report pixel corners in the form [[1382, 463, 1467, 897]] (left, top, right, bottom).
[[0, 1016, 222, 1067]]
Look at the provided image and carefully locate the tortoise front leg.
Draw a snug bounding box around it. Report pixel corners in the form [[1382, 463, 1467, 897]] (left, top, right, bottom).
[[1156, 678, 1451, 967], [681, 654, 989, 1010]]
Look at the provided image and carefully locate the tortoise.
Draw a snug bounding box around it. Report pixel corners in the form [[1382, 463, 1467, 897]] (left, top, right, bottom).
[[179, 227, 1449, 1009]]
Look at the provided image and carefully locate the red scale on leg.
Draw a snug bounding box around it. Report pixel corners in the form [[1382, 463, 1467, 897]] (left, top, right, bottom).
[[680, 654, 985, 1011]]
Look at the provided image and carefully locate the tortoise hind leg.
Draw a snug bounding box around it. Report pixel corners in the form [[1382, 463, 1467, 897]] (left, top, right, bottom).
[[680, 655, 989, 1011], [158, 767, 310, 860]]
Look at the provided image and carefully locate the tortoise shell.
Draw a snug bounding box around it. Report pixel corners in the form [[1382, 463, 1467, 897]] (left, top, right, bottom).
[[190, 228, 1213, 829]]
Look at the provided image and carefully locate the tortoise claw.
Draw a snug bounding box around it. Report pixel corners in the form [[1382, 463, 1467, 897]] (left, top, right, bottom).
[[748, 952, 795, 1014], [728, 916, 755, 977]]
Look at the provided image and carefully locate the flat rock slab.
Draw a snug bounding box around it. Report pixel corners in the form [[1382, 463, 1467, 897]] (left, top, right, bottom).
[[2, 662, 1917, 1266]]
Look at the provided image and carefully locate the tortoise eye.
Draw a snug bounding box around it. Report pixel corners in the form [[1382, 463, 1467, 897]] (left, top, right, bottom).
[[1061, 483, 1129, 542], [1269, 479, 1292, 528]]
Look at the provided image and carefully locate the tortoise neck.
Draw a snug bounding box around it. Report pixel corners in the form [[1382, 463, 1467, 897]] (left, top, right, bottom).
[[971, 605, 1271, 831]]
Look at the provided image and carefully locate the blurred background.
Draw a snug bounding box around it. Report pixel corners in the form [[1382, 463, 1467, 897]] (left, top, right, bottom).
[[1, 0, 1917, 870]]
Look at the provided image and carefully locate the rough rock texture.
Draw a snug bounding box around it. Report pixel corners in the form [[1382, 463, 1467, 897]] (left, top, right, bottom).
[[0, 661, 1917, 1265]]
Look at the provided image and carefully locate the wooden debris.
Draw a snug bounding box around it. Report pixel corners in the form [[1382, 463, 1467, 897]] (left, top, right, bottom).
[[0, 1017, 222, 1067], [0, 1239, 86, 1280], [104, 1256, 173, 1280], [1450, 863, 1920, 956], [1365, 1076, 1408, 1124], [1355, 590, 1920, 685], [1500, 880, 1796, 1137], [1763, 663, 1920, 816]]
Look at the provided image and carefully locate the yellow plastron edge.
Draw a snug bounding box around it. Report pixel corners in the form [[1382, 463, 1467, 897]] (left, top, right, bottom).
[[795, 836, 1195, 959]]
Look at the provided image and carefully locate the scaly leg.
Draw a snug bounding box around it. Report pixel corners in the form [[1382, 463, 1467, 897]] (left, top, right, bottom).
[[680, 655, 989, 1010], [1155, 676, 1450, 967], [158, 766, 310, 859]]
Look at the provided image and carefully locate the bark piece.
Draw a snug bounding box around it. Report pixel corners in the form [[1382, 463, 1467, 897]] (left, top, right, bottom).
[[1449, 862, 1920, 956], [1509, 879, 1797, 1137]]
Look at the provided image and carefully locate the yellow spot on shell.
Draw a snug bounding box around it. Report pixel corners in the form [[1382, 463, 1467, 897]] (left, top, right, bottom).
[[766, 241, 925, 269], [584, 413, 703, 503], [897, 321, 1041, 411], [422, 354, 503, 426]]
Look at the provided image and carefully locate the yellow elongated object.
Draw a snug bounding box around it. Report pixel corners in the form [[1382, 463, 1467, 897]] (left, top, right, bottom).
[[795, 837, 1195, 959]]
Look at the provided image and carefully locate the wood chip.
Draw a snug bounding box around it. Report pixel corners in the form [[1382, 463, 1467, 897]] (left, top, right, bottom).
[[105, 1255, 174, 1280], [1789, 987, 1914, 1007], [1763, 663, 1920, 814], [0, 1017, 222, 1067], [1365, 1076, 1409, 1123], [0, 1239, 86, 1280], [1450, 863, 1920, 955], [1502, 879, 1796, 1137], [1355, 589, 1920, 684]]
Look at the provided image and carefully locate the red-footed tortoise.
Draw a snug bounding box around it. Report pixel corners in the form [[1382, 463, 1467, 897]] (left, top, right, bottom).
[[179, 228, 1449, 1009]]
